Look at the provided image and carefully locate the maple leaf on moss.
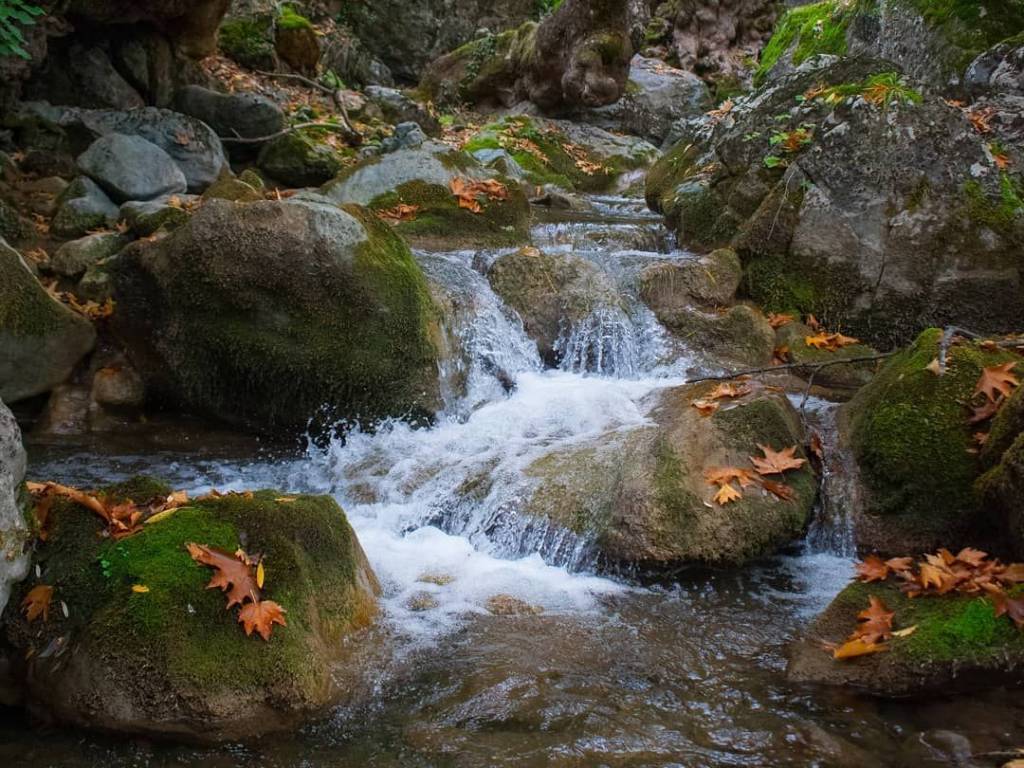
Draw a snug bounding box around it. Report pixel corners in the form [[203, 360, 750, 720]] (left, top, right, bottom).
[[712, 483, 742, 505], [703, 466, 757, 488], [974, 362, 1019, 402], [22, 585, 53, 623], [749, 444, 806, 476], [238, 599, 287, 640], [186, 543, 261, 609]]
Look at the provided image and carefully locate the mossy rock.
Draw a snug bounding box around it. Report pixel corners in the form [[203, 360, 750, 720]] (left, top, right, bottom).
[[4, 478, 380, 741], [842, 329, 1022, 553], [788, 580, 1024, 695], [775, 321, 880, 391], [522, 382, 817, 570], [201, 173, 264, 203], [219, 16, 277, 71], [644, 140, 702, 215], [257, 132, 346, 189], [754, 0, 855, 86], [119, 197, 192, 237], [368, 177, 530, 249], [655, 304, 776, 369], [0, 198, 26, 243], [274, 6, 319, 74], [110, 198, 441, 433], [638, 248, 743, 313], [977, 432, 1024, 558]]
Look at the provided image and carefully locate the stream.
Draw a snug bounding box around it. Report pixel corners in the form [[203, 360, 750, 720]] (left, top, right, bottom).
[[5, 198, 1024, 767]]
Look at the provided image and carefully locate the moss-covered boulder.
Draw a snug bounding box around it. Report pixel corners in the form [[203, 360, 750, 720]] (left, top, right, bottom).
[[486, 246, 622, 366], [521, 382, 817, 570], [274, 5, 319, 74], [119, 196, 194, 237], [463, 116, 657, 194], [51, 177, 120, 239], [4, 478, 380, 741], [841, 329, 1022, 553], [788, 581, 1024, 695], [775, 320, 880, 391], [649, 56, 1024, 347], [111, 197, 441, 432], [257, 132, 347, 189], [660, 304, 776, 368], [50, 232, 128, 280], [321, 144, 530, 248], [639, 249, 743, 313], [1, 238, 96, 403], [976, 386, 1024, 558], [219, 15, 277, 70]]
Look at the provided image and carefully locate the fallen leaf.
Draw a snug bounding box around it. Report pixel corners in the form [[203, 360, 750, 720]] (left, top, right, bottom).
[[855, 555, 891, 582], [713, 483, 742, 505], [831, 637, 889, 659], [22, 585, 53, 623], [767, 313, 794, 329], [891, 625, 917, 638], [691, 399, 720, 416], [238, 599, 287, 640], [805, 332, 859, 352], [925, 357, 942, 375], [704, 466, 757, 488], [968, 398, 1002, 424], [186, 543, 260, 609], [772, 345, 790, 365], [376, 203, 421, 224], [974, 362, 1019, 402], [762, 479, 796, 501], [131, 584, 150, 594], [709, 382, 752, 400], [256, 560, 265, 589], [749, 444, 807, 476]]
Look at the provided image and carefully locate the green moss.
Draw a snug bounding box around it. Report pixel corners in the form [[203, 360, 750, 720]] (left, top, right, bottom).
[[0, 199, 25, 242], [897, 0, 1024, 71], [277, 4, 313, 31], [0, 240, 81, 338], [219, 18, 276, 71], [8, 484, 376, 699], [366, 178, 530, 247], [755, 0, 857, 86], [845, 329, 1020, 537], [963, 173, 1024, 237], [645, 142, 702, 213], [257, 131, 346, 188]]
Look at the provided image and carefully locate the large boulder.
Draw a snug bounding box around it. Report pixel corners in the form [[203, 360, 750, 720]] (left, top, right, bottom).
[[5, 479, 379, 741], [521, 382, 817, 569], [77, 134, 188, 203], [0, 238, 96, 403], [648, 57, 1024, 348], [111, 198, 442, 432], [51, 177, 120, 239], [577, 55, 710, 144], [173, 85, 285, 141], [257, 132, 345, 188], [841, 329, 1022, 555], [0, 399, 29, 619], [788, 580, 1024, 696], [321, 143, 531, 248], [486, 246, 622, 366]]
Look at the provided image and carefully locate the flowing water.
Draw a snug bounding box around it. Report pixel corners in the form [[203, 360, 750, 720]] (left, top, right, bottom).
[[6, 200, 1024, 767]]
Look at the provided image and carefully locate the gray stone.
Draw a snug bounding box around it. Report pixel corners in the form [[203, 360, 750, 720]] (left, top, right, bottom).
[[119, 197, 195, 237], [78, 134, 187, 203], [256, 132, 344, 188], [0, 238, 96, 403], [364, 86, 440, 135], [173, 85, 285, 141], [0, 397, 29, 619], [25, 45, 144, 110], [51, 177, 120, 239], [380, 122, 428, 153], [50, 232, 128, 279]]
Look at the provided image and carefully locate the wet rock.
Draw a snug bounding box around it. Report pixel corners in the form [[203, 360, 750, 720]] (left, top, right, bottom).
[[51, 177, 119, 239], [119, 197, 195, 237], [898, 730, 975, 768], [486, 595, 543, 616], [977, 387, 1024, 559], [174, 85, 285, 142], [660, 304, 775, 368], [788, 580, 1024, 697], [34, 383, 91, 436], [0, 398, 29, 618], [639, 248, 742, 311], [522, 381, 816, 568], [406, 592, 440, 612], [649, 57, 1024, 347], [50, 232, 128, 280], [486, 247, 622, 366], [91, 363, 145, 412], [4, 482, 380, 742], [78, 133, 188, 204], [364, 87, 440, 136], [841, 329, 1021, 554], [579, 55, 710, 144], [774, 321, 879, 392], [110, 198, 441, 432], [257, 132, 344, 188], [321, 143, 530, 248], [0, 238, 96, 403]]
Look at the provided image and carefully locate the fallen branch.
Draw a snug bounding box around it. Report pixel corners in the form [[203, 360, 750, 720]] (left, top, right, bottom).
[[220, 121, 353, 145], [254, 69, 360, 142], [684, 353, 897, 386]]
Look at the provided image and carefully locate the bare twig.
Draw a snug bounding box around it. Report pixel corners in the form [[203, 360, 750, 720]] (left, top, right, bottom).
[[220, 122, 352, 145], [683, 353, 897, 386], [255, 69, 360, 142]]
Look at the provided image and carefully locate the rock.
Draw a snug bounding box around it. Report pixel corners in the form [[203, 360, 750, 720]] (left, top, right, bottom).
[[841, 329, 1022, 554], [321, 144, 531, 248], [347, 0, 535, 83], [119, 197, 194, 237], [486, 247, 622, 366], [485, 595, 543, 616], [218, 14, 278, 70], [16, 176, 68, 217], [274, 6, 319, 74], [579, 55, 710, 144], [649, 57, 1024, 347], [78, 134, 188, 204], [463, 116, 658, 193], [201, 173, 263, 203], [774, 321, 879, 391], [380, 122, 428, 154], [0, 199, 26, 243], [639, 248, 742, 311], [257, 132, 344, 188], [787, 580, 1024, 696], [50, 233, 128, 280], [966, 40, 1024, 97], [78, 259, 118, 303], [522, 381, 816, 569], [0, 238, 96, 403], [110, 198, 441, 432], [112, 32, 176, 107], [34, 384, 91, 436], [898, 731, 975, 768], [51, 177, 120, 239], [321, 34, 394, 89], [20, 104, 228, 193], [4, 480, 380, 741], [0, 398, 29, 619], [173, 85, 285, 141], [363, 87, 440, 136], [91, 363, 145, 411], [977, 387, 1024, 558], [66, 0, 232, 58], [25, 45, 145, 110], [661, 304, 776, 368]]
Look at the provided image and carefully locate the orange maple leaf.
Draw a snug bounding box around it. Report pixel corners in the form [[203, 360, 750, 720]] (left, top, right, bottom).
[[712, 483, 742, 505], [186, 543, 261, 609], [855, 555, 890, 582], [703, 466, 757, 488], [762, 479, 796, 501], [238, 599, 287, 640], [749, 444, 807, 476], [22, 585, 53, 623], [691, 398, 719, 416], [708, 382, 752, 400], [974, 362, 1019, 402]]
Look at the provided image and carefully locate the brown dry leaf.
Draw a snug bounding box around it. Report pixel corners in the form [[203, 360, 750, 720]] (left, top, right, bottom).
[[855, 596, 895, 643], [238, 599, 287, 640], [709, 382, 752, 400], [704, 466, 757, 488], [376, 203, 421, 224], [968, 106, 995, 134], [749, 444, 807, 476], [925, 357, 942, 375], [855, 555, 890, 582], [762, 479, 796, 501], [707, 99, 734, 121], [805, 314, 823, 332], [974, 362, 1019, 402], [186, 543, 260, 609], [831, 636, 889, 660], [968, 397, 1002, 424], [691, 399, 720, 417], [448, 177, 508, 213], [805, 332, 859, 352], [22, 585, 54, 623], [713, 483, 742, 505], [772, 344, 790, 365]]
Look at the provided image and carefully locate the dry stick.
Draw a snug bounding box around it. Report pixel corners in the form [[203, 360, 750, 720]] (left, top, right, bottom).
[[220, 121, 352, 145], [254, 69, 360, 140], [683, 353, 897, 387]]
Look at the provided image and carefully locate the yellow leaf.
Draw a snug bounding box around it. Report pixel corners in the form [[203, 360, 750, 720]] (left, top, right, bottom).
[[831, 637, 889, 660], [131, 584, 150, 594], [713, 483, 742, 505], [891, 625, 917, 638], [925, 358, 942, 375], [256, 560, 265, 589], [145, 507, 179, 525]]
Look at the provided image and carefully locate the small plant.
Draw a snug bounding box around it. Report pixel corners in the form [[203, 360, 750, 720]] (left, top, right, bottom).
[[804, 72, 923, 108], [0, 0, 43, 59], [535, 0, 564, 18]]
